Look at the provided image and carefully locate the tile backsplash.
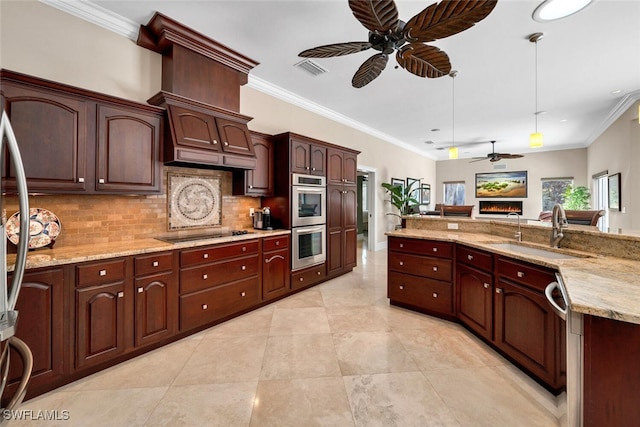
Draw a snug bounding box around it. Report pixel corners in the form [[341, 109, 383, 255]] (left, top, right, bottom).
[[2, 166, 261, 248]]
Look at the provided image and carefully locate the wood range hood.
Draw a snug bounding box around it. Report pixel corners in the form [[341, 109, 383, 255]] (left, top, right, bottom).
[[138, 12, 260, 170]]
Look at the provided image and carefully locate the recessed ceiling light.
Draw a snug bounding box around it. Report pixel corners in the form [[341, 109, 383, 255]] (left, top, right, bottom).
[[560, 119, 568, 122], [535, 111, 547, 115], [533, 0, 593, 22], [424, 140, 434, 145], [431, 128, 440, 132]]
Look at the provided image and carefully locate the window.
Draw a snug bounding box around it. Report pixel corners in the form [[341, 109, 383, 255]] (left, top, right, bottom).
[[541, 178, 573, 211], [443, 181, 465, 205], [592, 171, 609, 231], [361, 178, 368, 211]]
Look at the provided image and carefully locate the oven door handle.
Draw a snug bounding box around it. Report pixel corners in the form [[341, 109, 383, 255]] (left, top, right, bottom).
[[297, 226, 324, 234]]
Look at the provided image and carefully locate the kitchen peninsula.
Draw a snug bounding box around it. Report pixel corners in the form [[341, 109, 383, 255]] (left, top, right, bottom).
[[387, 215, 640, 426]]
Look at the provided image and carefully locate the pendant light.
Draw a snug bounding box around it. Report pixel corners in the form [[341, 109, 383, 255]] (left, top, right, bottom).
[[529, 32, 544, 148], [449, 70, 458, 159]]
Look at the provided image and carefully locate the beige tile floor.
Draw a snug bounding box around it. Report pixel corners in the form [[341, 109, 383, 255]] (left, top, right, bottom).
[[10, 240, 565, 426]]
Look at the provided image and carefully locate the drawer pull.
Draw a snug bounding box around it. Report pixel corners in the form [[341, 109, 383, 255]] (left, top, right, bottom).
[[432, 293, 438, 298], [213, 140, 218, 145], [242, 246, 247, 252], [241, 292, 246, 297], [265, 255, 285, 263], [399, 243, 404, 248], [399, 285, 404, 290], [152, 261, 159, 267], [202, 304, 208, 310], [317, 271, 321, 276], [241, 265, 246, 271], [249, 185, 253, 189], [399, 261, 404, 266], [117, 291, 124, 298], [432, 248, 438, 252], [517, 271, 525, 278], [137, 287, 143, 293], [467, 254, 473, 260], [483, 283, 490, 289], [78, 177, 85, 183], [299, 277, 304, 282], [98, 178, 105, 184], [496, 288, 503, 294], [276, 241, 280, 246], [224, 141, 229, 146], [203, 274, 208, 280], [432, 266, 438, 271], [99, 270, 107, 277], [203, 253, 209, 259]]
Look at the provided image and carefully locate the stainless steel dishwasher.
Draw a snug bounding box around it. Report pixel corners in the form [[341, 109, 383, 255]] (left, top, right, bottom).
[[545, 274, 583, 427]]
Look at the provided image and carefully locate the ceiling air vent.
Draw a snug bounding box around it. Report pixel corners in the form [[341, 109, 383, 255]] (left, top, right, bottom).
[[493, 163, 507, 170], [294, 59, 328, 76]]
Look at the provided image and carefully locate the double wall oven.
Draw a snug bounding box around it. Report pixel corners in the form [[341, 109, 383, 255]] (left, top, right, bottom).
[[291, 173, 326, 271]]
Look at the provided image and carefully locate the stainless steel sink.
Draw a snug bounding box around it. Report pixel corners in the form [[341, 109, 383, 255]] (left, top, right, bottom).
[[486, 242, 587, 260]]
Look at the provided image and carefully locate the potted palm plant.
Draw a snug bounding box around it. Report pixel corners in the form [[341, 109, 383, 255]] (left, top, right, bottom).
[[381, 180, 420, 227]]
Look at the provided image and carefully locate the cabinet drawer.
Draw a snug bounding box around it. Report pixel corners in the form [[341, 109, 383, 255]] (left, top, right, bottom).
[[388, 252, 452, 282], [179, 276, 260, 331], [291, 263, 326, 290], [135, 252, 174, 276], [180, 255, 259, 294], [76, 259, 126, 288], [388, 271, 453, 315], [456, 245, 493, 272], [263, 235, 289, 252], [497, 257, 556, 292], [389, 237, 452, 258], [180, 240, 259, 267]]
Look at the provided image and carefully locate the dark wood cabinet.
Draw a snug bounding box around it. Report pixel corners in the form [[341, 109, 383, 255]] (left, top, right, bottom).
[[290, 136, 326, 176], [1, 70, 164, 194], [327, 185, 357, 276], [5, 267, 66, 400], [133, 252, 178, 347], [262, 235, 290, 301], [291, 263, 326, 291], [456, 245, 494, 340], [233, 131, 274, 196], [387, 237, 454, 317], [327, 148, 357, 186]]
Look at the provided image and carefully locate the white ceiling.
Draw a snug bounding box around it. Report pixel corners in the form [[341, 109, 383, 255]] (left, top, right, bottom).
[[79, 0, 639, 161]]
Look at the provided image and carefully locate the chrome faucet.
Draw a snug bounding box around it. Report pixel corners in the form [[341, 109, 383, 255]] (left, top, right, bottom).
[[507, 212, 522, 242], [550, 203, 568, 248]]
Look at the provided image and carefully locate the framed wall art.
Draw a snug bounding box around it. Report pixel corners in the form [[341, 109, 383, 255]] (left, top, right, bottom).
[[475, 171, 528, 198], [420, 184, 431, 205], [391, 177, 405, 194], [608, 173, 621, 211], [406, 177, 420, 204]]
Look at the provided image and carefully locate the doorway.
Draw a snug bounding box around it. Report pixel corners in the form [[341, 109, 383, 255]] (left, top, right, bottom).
[[357, 167, 376, 251]]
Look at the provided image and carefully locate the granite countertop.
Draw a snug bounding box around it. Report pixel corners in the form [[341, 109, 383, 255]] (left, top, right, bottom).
[[387, 228, 640, 325], [5, 229, 291, 272]]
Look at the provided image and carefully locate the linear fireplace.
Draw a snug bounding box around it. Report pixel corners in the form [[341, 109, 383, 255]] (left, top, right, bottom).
[[479, 201, 523, 215]]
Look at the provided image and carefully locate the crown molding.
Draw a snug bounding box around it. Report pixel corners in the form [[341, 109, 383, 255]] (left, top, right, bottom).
[[586, 90, 640, 145], [39, 0, 139, 40], [247, 75, 435, 159]]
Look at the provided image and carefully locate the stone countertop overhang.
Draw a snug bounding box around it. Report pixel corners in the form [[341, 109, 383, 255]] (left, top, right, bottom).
[[386, 228, 640, 326], [5, 229, 291, 273]]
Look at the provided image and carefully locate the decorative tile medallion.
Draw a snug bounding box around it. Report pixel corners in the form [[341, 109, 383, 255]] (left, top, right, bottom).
[[168, 173, 221, 230]]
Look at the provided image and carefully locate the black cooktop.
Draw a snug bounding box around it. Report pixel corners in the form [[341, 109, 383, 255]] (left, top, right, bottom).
[[156, 230, 254, 244]]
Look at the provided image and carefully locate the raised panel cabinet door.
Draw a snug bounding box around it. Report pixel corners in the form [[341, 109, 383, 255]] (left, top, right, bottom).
[[1, 83, 88, 192], [342, 151, 358, 185], [134, 271, 178, 347], [327, 186, 345, 229], [76, 282, 126, 369], [6, 268, 65, 398], [216, 117, 256, 156], [327, 229, 344, 275], [494, 279, 557, 386], [291, 139, 310, 174], [343, 187, 357, 229], [344, 227, 358, 270], [167, 105, 221, 150], [327, 149, 344, 185], [456, 263, 493, 340], [309, 144, 326, 176], [245, 134, 274, 195], [262, 248, 290, 301], [96, 105, 162, 193]]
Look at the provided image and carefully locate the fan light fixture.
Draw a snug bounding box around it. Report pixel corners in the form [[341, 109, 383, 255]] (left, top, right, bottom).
[[533, 0, 593, 22], [449, 70, 458, 159], [529, 33, 544, 148]]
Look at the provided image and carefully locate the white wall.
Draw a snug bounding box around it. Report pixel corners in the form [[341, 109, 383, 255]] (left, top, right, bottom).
[[436, 148, 588, 219], [0, 1, 436, 250], [587, 101, 640, 230]]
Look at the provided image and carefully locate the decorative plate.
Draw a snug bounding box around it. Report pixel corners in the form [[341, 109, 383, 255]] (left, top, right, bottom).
[[5, 208, 62, 249]]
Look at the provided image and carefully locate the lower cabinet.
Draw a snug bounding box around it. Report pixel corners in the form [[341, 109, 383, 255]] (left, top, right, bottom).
[[291, 263, 326, 290], [456, 263, 493, 340], [262, 235, 290, 301]]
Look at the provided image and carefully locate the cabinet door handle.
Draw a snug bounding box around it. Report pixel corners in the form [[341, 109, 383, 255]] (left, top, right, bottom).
[[306, 166, 310, 170], [399, 243, 404, 248], [99, 270, 107, 277], [483, 283, 490, 289], [316, 271, 321, 276], [117, 291, 124, 298], [213, 140, 218, 145], [312, 167, 316, 171], [152, 261, 159, 267], [241, 265, 246, 271], [249, 185, 253, 189], [467, 255, 473, 260], [203, 253, 209, 259], [299, 277, 304, 282], [432, 248, 438, 252], [496, 288, 503, 294], [202, 304, 208, 310], [241, 292, 246, 297], [432, 293, 438, 298], [242, 247, 247, 252], [203, 274, 208, 280], [224, 141, 229, 146], [276, 241, 280, 246], [432, 266, 438, 271], [265, 255, 285, 263], [517, 271, 525, 278], [78, 177, 85, 183], [399, 261, 404, 266], [137, 287, 143, 293], [399, 285, 404, 290], [98, 178, 105, 184]]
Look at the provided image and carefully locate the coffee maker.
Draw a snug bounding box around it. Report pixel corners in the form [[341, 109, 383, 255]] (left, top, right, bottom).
[[253, 207, 273, 230]]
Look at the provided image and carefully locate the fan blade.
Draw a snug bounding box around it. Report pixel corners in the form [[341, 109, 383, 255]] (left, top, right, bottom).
[[490, 156, 502, 162], [348, 0, 399, 33], [469, 157, 489, 163], [352, 53, 388, 88], [499, 153, 524, 159], [299, 42, 372, 58], [403, 0, 498, 43], [396, 44, 451, 78]]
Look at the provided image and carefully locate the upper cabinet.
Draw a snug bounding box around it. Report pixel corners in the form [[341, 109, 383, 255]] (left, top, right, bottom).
[[233, 131, 274, 197], [0, 70, 164, 195], [327, 148, 357, 186], [290, 135, 326, 176]]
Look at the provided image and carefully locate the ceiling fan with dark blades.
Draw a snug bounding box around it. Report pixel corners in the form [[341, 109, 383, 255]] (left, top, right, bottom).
[[470, 141, 524, 163], [298, 0, 498, 88]]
